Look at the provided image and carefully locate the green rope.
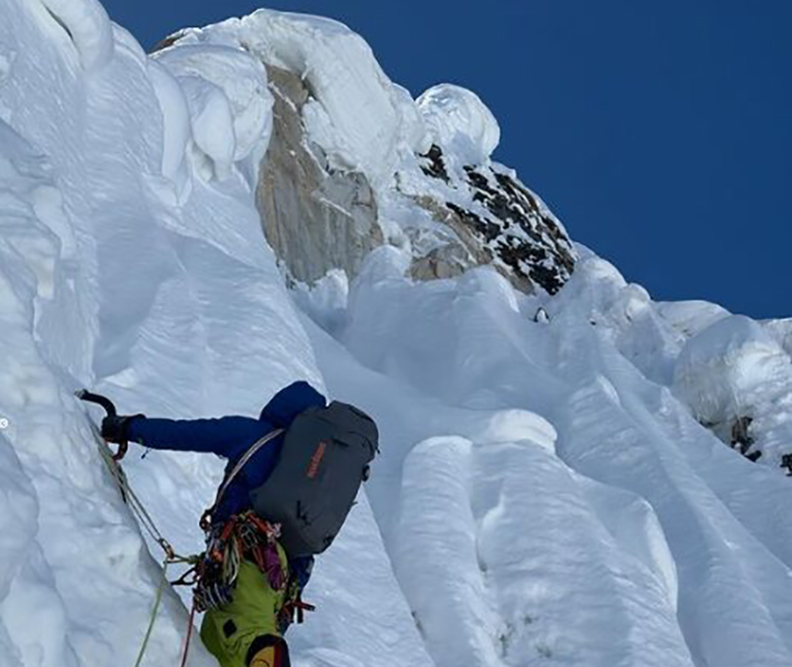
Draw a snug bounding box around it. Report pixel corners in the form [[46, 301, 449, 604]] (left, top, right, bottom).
[[80, 413, 203, 667], [90, 418, 194, 562], [132, 559, 170, 667]]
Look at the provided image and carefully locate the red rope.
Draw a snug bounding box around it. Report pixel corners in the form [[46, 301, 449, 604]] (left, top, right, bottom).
[[178, 600, 197, 667]]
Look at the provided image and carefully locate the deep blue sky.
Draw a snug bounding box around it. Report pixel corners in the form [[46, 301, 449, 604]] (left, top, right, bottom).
[[103, 0, 790, 318]]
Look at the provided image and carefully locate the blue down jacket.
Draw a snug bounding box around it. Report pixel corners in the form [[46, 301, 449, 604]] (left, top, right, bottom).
[[126, 381, 327, 522]]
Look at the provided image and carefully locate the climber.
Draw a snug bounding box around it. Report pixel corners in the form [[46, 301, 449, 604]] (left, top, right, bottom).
[[100, 380, 378, 667]]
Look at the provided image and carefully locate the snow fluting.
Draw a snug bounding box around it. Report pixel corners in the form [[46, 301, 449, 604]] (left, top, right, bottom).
[[1, 2, 792, 667]]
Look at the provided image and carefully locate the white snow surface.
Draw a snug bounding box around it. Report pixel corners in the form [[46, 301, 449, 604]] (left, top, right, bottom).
[[164, 9, 431, 191], [36, 0, 114, 72], [673, 315, 792, 465], [153, 43, 273, 172], [417, 84, 501, 166], [2, 3, 792, 667], [764, 317, 792, 357]]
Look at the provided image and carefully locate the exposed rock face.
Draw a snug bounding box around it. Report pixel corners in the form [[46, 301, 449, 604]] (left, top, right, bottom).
[[408, 145, 576, 295], [155, 25, 576, 297], [255, 65, 382, 284], [254, 69, 573, 295], [406, 193, 498, 284]]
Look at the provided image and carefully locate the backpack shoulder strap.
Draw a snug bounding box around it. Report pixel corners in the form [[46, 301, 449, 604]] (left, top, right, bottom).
[[202, 428, 285, 528]]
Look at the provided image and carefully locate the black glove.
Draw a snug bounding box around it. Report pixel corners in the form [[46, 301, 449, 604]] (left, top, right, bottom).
[[100, 414, 143, 444]]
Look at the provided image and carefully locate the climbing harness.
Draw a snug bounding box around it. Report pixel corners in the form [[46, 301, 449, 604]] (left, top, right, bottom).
[[76, 390, 199, 667], [192, 510, 316, 634], [199, 427, 285, 531], [194, 424, 316, 625], [278, 571, 316, 633], [76, 389, 315, 666], [194, 511, 287, 611]]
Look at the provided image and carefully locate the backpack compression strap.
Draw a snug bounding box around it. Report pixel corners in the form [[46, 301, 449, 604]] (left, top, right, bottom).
[[201, 428, 285, 530]]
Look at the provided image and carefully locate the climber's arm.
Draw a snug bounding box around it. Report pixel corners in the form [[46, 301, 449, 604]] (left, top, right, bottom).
[[125, 415, 269, 458]]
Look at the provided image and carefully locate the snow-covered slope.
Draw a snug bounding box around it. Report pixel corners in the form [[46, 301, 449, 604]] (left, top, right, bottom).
[[2, 2, 792, 667]]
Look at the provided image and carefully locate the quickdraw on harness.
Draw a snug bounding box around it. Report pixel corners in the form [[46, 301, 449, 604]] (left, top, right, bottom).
[[188, 511, 315, 631], [190, 426, 316, 624], [277, 562, 316, 633], [77, 389, 315, 658], [192, 511, 285, 611]]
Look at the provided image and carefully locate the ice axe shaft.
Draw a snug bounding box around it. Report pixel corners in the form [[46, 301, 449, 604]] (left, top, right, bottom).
[[75, 389, 128, 461]]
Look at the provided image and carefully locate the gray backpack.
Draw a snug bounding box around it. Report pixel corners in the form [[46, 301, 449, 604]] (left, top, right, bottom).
[[249, 401, 378, 557]]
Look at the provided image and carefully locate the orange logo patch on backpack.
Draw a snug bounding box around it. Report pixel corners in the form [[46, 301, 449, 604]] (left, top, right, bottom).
[[307, 441, 327, 479]]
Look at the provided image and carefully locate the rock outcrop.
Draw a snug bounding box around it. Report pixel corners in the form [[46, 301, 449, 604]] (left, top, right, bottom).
[[404, 145, 576, 295], [255, 65, 382, 284], [156, 20, 576, 296]]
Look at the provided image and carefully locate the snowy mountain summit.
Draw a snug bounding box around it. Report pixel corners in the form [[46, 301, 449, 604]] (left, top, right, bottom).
[[154, 12, 575, 296], [2, 2, 792, 667]]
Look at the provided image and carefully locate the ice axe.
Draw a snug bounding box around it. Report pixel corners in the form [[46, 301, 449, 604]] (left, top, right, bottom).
[[75, 389, 129, 461]]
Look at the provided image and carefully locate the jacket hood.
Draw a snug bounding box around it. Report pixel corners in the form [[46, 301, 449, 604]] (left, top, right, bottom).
[[259, 381, 327, 427]]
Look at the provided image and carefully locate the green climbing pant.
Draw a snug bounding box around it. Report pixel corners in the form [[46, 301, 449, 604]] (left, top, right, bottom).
[[200, 550, 288, 667]]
